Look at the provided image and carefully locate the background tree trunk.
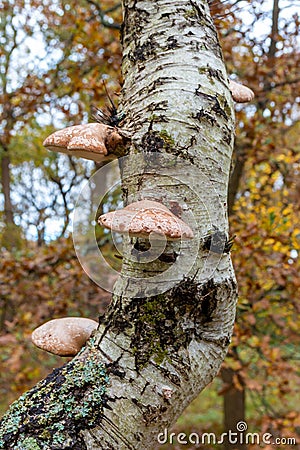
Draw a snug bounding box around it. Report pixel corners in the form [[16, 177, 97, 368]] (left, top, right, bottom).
[[1, 153, 14, 225], [0, 149, 21, 250], [0, 1, 237, 448], [221, 365, 246, 450], [223, 2, 281, 446]]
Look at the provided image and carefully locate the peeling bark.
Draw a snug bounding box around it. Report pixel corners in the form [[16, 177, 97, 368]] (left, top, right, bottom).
[[0, 1, 237, 449]]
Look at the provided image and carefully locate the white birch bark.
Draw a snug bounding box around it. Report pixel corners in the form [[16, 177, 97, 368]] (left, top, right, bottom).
[[0, 1, 237, 449]]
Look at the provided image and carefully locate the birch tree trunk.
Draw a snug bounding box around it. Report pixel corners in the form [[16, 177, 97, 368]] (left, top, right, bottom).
[[0, 1, 237, 449]]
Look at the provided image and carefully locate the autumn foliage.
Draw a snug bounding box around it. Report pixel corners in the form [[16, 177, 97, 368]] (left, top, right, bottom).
[[0, 239, 111, 412]]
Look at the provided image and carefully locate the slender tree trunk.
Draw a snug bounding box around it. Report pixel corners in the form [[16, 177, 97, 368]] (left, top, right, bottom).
[[227, 144, 247, 215], [221, 364, 246, 450], [1, 153, 14, 225], [0, 1, 237, 448], [0, 151, 21, 250], [269, 0, 280, 59], [223, 2, 281, 445]]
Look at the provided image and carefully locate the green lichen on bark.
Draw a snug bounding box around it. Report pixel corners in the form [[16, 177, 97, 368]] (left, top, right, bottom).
[[105, 278, 236, 371], [159, 130, 175, 148], [0, 346, 109, 449]]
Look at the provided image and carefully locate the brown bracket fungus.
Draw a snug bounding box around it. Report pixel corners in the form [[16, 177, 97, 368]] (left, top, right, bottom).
[[43, 123, 127, 163], [98, 200, 194, 240], [31, 317, 98, 356], [228, 79, 255, 103]]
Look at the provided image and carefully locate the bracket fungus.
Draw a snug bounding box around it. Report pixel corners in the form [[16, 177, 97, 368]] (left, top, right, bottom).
[[31, 317, 98, 356], [43, 122, 126, 163], [98, 200, 194, 240], [228, 79, 255, 103]]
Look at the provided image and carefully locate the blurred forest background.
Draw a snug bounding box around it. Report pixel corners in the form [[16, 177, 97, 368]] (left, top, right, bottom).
[[0, 0, 299, 448]]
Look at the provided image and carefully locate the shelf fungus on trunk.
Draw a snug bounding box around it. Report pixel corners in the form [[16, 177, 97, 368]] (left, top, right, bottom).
[[98, 200, 194, 240], [43, 123, 128, 163], [31, 317, 98, 356], [228, 79, 255, 103]]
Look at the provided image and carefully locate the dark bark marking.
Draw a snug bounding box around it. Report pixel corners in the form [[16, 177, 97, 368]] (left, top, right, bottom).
[[195, 88, 229, 122], [158, 251, 178, 264], [192, 109, 218, 126], [212, 96, 230, 120], [198, 65, 226, 84], [121, 186, 129, 204], [140, 381, 150, 396], [188, 0, 205, 21], [202, 231, 236, 255], [106, 360, 126, 379], [143, 404, 168, 425], [202, 228, 232, 254], [147, 76, 177, 93], [222, 125, 232, 145], [131, 399, 168, 426], [166, 36, 180, 50], [141, 131, 165, 153], [168, 201, 183, 218], [145, 112, 169, 124], [146, 100, 169, 112], [129, 36, 157, 63]]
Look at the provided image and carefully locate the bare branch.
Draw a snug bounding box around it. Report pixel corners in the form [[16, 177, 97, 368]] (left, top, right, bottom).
[[85, 0, 121, 30]]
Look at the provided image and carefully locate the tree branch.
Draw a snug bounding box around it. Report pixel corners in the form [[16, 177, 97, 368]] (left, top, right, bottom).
[[85, 0, 121, 30]]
